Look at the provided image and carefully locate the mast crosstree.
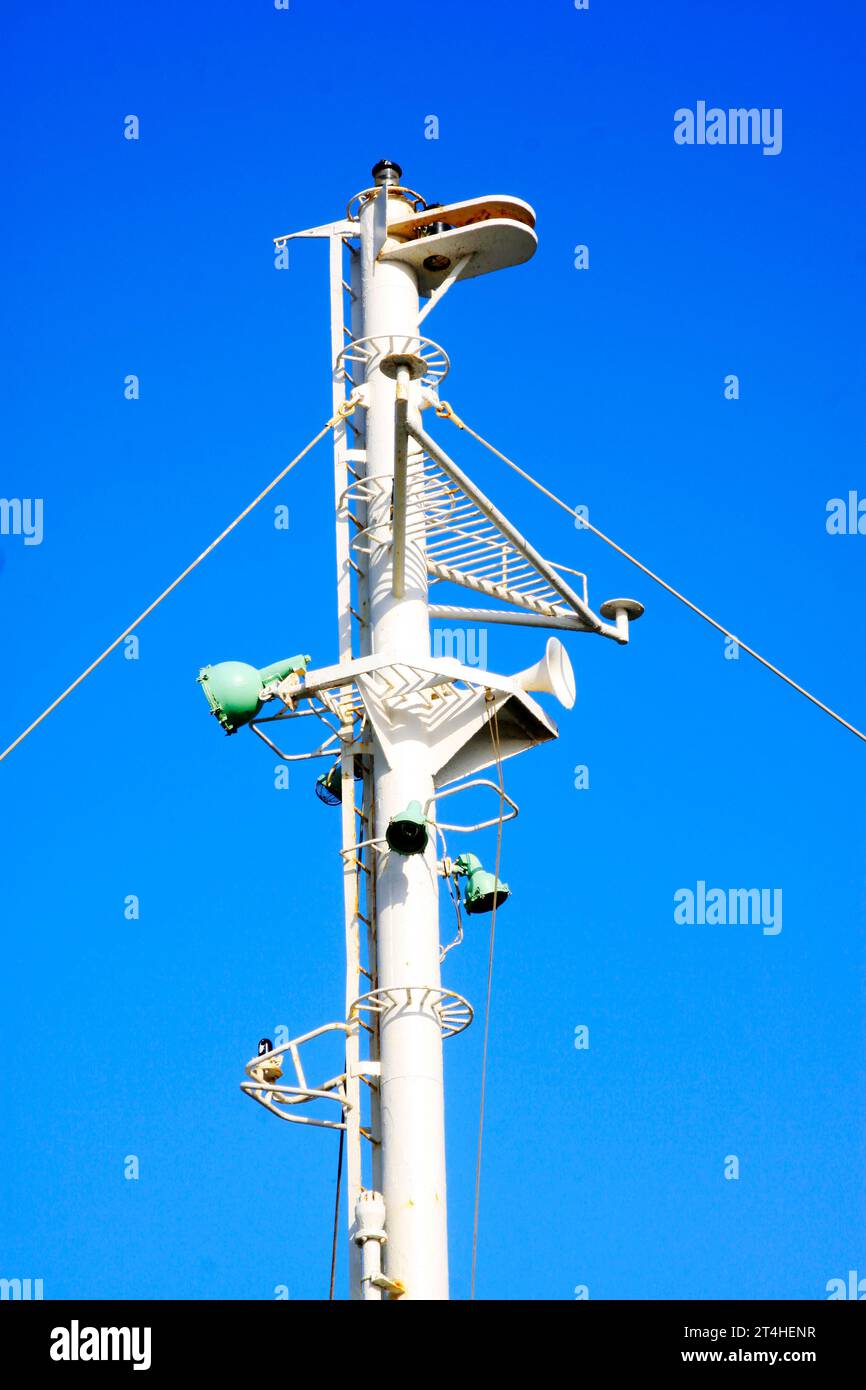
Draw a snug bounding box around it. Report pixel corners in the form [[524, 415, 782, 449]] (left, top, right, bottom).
[[230, 162, 644, 1300]]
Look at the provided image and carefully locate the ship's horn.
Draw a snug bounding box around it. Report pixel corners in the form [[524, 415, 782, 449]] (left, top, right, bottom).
[[512, 637, 575, 710]]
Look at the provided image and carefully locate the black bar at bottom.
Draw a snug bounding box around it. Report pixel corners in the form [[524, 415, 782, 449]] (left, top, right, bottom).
[[0, 1298, 861, 1373]]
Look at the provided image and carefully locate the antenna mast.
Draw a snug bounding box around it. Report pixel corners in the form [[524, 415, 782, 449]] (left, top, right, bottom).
[[221, 161, 643, 1300], [355, 158, 449, 1298]]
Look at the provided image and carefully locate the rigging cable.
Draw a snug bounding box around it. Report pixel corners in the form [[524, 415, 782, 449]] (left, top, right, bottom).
[[0, 405, 358, 766], [470, 696, 507, 1300], [435, 402, 866, 747], [329, 1124, 345, 1301]]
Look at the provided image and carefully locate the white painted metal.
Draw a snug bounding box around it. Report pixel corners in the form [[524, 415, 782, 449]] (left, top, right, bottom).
[[425, 777, 520, 833], [354, 1191, 387, 1301], [242, 166, 635, 1304], [241, 1024, 353, 1128], [417, 255, 472, 325], [385, 194, 537, 239], [427, 684, 558, 786], [329, 229, 365, 1300], [429, 604, 588, 630], [381, 219, 538, 296], [348, 237, 383, 1215], [268, 651, 563, 792], [513, 637, 577, 709], [391, 365, 410, 598], [410, 421, 618, 637], [357, 186, 451, 1300], [599, 596, 646, 643]]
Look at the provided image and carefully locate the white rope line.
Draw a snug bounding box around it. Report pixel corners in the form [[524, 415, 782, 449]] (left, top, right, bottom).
[[0, 411, 351, 764], [470, 698, 506, 1299], [435, 403, 866, 747]]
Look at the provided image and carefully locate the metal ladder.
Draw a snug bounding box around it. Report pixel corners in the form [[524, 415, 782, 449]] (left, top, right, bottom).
[[328, 230, 382, 1299]]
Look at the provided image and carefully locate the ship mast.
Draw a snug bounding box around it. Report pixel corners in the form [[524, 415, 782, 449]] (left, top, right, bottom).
[[232, 161, 642, 1300]]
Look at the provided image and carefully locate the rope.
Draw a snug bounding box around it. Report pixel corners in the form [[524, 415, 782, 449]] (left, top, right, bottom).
[[435, 402, 866, 747], [328, 1124, 345, 1301], [439, 869, 464, 963], [0, 406, 356, 766], [470, 697, 506, 1300]]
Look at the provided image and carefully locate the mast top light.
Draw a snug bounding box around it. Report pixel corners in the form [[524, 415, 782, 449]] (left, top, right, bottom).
[[371, 159, 403, 186]]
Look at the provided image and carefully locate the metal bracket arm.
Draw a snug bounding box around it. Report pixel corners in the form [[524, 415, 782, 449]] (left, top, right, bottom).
[[406, 418, 622, 641], [273, 220, 357, 248], [417, 254, 472, 325]]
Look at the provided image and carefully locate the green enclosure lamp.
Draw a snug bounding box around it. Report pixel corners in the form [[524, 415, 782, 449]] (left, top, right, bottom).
[[453, 852, 510, 915], [315, 764, 343, 806], [198, 654, 310, 734], [315, 757, 365, 806], [386, 801, 429, 856]]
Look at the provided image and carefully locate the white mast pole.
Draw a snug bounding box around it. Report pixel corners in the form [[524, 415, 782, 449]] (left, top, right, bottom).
[[358, 162, 450, 1300], [248, 166, 628, 1302]]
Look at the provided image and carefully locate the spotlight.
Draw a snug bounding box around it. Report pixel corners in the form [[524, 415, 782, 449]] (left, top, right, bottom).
[[386, 800, 429, 856], [315, 764, 343, 806], [315, 757, 365, 805], [198, 654, 310, 734], [423, 253, 452, 273], [453, 852, 510, 915]]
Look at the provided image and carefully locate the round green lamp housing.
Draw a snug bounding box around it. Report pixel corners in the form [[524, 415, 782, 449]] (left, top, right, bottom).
[[386, 800, 429, 856], [453, 852, 510, 915], [198, 655, 310, 734]]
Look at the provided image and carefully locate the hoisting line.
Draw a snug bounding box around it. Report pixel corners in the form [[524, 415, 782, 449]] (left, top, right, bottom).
[[470, 698, 506, 1300], [435, 402, 866, 747], [0, 405, 358, 766], [329, 1125, 345, 1301]]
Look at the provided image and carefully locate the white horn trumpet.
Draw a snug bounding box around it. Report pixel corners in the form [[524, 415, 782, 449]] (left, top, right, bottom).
[[512, 637, 576, 710]]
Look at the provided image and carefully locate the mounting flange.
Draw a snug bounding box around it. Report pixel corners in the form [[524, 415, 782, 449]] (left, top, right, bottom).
[[600, 598, 645, 622], [380, 352, 428, 381]]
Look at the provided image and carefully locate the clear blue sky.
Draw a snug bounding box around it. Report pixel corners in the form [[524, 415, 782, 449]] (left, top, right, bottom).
[[1, 0, 864, 1301]]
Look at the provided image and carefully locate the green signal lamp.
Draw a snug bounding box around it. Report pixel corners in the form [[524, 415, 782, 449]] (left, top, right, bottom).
[[386, 800, 429, 856], [453, 852, 510, 915], [198, 654, 311, 734]]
